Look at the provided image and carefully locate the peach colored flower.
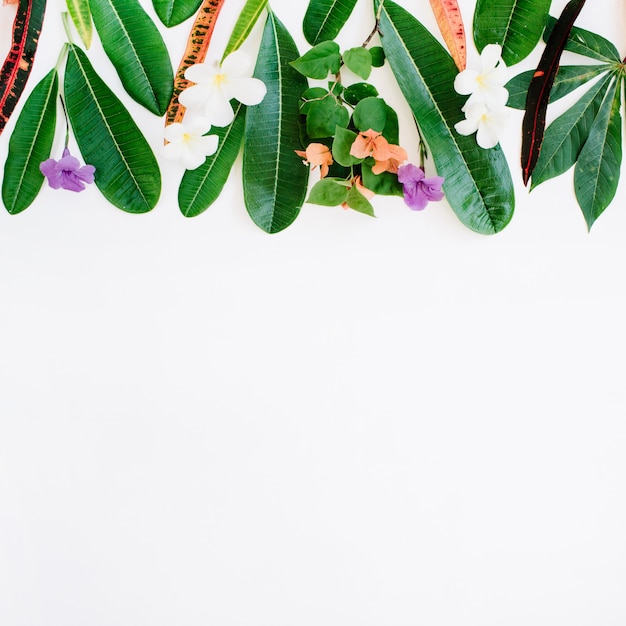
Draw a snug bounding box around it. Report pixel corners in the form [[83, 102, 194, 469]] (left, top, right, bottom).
[[349, 129, 408, 175], [341, 176, 374, 210], [295, 143, 333, 178]]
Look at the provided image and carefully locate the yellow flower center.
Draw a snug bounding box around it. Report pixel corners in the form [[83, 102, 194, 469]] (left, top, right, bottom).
[[213, 73, 227, 86]]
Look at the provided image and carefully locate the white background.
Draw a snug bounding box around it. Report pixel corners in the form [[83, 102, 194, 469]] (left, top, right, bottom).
[[1, 0, 625, 624]]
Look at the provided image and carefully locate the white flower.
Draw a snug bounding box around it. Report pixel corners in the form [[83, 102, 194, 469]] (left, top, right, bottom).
[[178, 50, 267, 127], [454, 43, 508, 108], [454, 101, 509, 149], [162, 117, 219, 169]]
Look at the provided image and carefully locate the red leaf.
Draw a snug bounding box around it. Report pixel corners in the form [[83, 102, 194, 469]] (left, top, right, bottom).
[[429, 0, 466, 71]]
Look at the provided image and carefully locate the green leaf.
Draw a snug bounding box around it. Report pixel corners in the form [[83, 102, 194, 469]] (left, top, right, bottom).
[[306, 96, 349, 138], [64, 44, 161, 213], [2, 69, 58, 215], [473, 0, 552, 65], [343, 47, 372, 80], [369, 46, 385, 67], [152, 0, 203, 27], [544, 16, 621, 62], [223, 0, 268, 59], [531, 72, 613, 189], [345, 183, 375, 216], [66, 0, 93, 48], [299, 87, 328, 113], [574, 78, 622, 230], [382, 104, 399, 144], [361, 163, 403, 197], [89, 0, 173, 115], [307, 177, 349, 205], [303, 0, 358, 46], [352, 97, 387, 132], [377, 0, 514, 235], [506, 64, 611, 110], [179, 103, 246, 218], [290, 41, 341, 79], [242, 10, 309, 233], [343, 82, 379, 106], [332, 126, 360, 166]]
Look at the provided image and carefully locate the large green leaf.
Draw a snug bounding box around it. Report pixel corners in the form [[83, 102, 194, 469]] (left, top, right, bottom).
[[152, 0, 203, 27], [89, 0, 173, 115], [473, 0, 552, 66], [544, 16, 621, 62], [179, 103, 246, 217], [64, 45, 161, 213], [2, 68, 58, 214], [574, 78, 622, 230], [377, 0, 514, 235], [66, 0, 93, 48], [303, 0, 359, 46], [222, 0, 268, 59], [242, 10, 309, 233], [531, 72, 613, 189], [506, 64, 610, 110]]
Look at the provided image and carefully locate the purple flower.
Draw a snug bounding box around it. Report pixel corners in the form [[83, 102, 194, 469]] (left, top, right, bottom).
[[397, 163, 444, 211], [40, 148, 95, 192]]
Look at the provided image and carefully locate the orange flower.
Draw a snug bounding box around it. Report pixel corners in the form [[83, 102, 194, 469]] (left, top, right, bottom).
[[295, 143, 333, 178], [349, 129, 408, 175], [341, 176, 374, 210]]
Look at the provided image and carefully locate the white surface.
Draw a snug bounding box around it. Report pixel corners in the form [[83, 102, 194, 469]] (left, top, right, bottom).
[[1, 1, 625, 624]]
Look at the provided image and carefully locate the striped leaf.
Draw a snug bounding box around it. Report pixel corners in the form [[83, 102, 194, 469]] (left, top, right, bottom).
[[64, 44, 161, 213], [377, 0, 514, 235], [242, 10, 308, 233], [429, 0, 466, 71], [89, 0, 173, 115], [222, 0, 268, 60], [179, 103, 246, 217], [2, 68, 58, 214], [0, 0, 46, 135], [544, 16, 621, 62], [152, 0, 203, 27], [303, 0, 358, 46], [66, 0, 93, 48]]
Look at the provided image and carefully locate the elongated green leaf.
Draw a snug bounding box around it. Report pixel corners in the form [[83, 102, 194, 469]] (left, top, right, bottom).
[[574, 78, 622, 230], [222, 0, 268, 60], [507, 64, 610, 109], [89, 0, 173, 115], [243, 10, 308, 233], [531, 72, 613, 188], [473, 0, 552, 65], [377, 0, 514, 235], [0, 0, 46, 135], [66, 0, 93, 48], [152, 0, 203, 27], [303, 0, 358, 46], [544, 16, 621, 62], [2, 69, 58, 214], [64, 45, 161, 213], [179, 103, 246, 217]]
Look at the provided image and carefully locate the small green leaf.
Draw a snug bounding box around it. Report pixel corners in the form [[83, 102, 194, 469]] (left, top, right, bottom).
[[506, 64, 611, 110], [152, 0, 203, 27], [474, 0, 552, 65], [382, 104, 399, 144], [290, 41, 341, 79], [345, 183, 375, 216], [352, 97, 387, 132], [332, 126, 360, 166], [89, 0, 174, 115], [544, 16, 621, 62], [64, 45, 161, 213], [66, 0, 93, 48], [574, 78, 622, 229], [361, 163, 403, 197], [2, 69, 58, 214], [307, 177, 349, 205], [303, 0, 358, 46], [243, 10, 309, 233], [300, 87, 329, 113], [306, 97, 349, 138], [370, 46, 385, 67], [343, 47, 372, 80], [531, 72, 613, 189], [179, 103, 246, 217], [222, 0, 268, 59], [343, 82, 379, 106]]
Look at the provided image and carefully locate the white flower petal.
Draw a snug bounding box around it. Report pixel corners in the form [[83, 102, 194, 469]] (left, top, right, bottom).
[[179, 84, 211, 111], [480, 44, 503, 73], [227, 77, 267, 106], [164, 122, 186, 143], [475, 123, 500, 149], [197, 134, 219, 156], [206, 89, 235, 126], [454, 69, 479, 95], [184, 116, 213, 136], [184, 62, 216, 83], [221, 50, 252, 78], [454, 118, 478, 136], [162, 141, 185, 161]]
